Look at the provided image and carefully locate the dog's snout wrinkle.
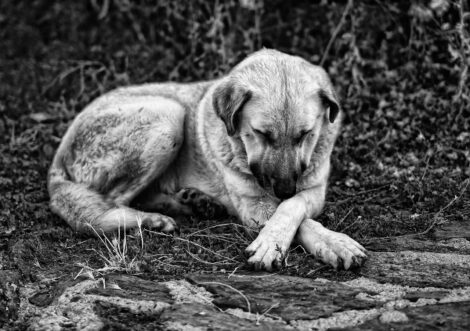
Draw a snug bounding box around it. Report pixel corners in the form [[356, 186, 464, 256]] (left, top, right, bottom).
[[293, 171, 299, 182], [300, 162, 307, 173], [249, 162, 261, 177], [249, 162, 269, 188]]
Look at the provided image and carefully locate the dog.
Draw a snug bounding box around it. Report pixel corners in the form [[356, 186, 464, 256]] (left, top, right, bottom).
[[48, 49, 367, 271]]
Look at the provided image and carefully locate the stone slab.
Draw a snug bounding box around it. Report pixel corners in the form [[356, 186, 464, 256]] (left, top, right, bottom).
[[360, 251, 470, 288], [188, 273, 378, 321], [337, 301, 470, 331]]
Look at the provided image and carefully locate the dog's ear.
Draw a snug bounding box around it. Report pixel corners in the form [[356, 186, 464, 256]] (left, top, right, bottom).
[[212, 81, 252, 136], [319, 87, 341, 124]]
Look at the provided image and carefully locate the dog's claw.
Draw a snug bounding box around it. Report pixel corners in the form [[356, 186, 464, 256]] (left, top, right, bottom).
[[246, 234, 286, 272], [351, 256, 363, 269], [337, 256, 346, 270]]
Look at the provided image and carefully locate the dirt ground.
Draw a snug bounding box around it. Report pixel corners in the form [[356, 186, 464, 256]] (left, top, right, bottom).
[[0, 1, 469, 330]]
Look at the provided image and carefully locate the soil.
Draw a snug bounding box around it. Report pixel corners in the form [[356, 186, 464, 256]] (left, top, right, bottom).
[[1, 1, 469, 330]]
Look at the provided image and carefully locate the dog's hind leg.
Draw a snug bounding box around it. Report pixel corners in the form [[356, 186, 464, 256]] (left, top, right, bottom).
[[50, 181, 177, 233], [133, 188, 227, 220], [48, 96, 186, 234]]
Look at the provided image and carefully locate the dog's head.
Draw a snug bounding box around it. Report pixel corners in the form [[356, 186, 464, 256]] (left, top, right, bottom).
[[213, 49, 341, 200]]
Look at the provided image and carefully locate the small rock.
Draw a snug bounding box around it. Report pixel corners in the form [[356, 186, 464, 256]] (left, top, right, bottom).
[[345, 178, 360, 188], [384, 299, 409, 310], [379, 310, 409, 323], [29, 112, 53, 123], [42, 144, 55, 159]]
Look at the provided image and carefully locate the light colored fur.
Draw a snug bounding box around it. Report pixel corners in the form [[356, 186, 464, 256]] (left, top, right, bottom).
[[48, 49, 367, 270]]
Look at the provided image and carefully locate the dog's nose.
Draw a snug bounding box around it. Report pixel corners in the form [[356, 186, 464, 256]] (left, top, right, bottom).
[[272, 177, 297, 200]]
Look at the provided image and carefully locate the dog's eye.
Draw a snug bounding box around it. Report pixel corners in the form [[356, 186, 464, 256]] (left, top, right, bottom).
[[254, 129, 274, 143], [294, 130, 311, 144]]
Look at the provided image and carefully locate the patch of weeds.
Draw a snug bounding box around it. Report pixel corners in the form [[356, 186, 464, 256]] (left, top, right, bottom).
[[76, 217, 259, 279], [143, 220, 252, 275], [80, 215, 146, 277]]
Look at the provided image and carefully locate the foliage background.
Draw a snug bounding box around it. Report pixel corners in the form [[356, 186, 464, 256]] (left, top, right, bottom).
[[0, 0, 469, 302]]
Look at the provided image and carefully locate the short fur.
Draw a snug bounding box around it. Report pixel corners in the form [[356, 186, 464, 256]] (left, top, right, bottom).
[[48, 50, 367, 271]]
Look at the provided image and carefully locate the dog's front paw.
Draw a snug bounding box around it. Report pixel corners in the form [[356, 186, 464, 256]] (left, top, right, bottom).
[[298, 219, 367, 270], [245, 230, 289, 272], [246, 239, 284, 272]]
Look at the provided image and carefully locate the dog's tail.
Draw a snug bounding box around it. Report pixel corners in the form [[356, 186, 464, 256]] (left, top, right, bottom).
[[47, 127, 122, 234], [48, 150, 115, 233]]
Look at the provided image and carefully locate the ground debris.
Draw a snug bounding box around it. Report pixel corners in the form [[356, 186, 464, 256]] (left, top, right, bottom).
[[0, 270, 20, 325]]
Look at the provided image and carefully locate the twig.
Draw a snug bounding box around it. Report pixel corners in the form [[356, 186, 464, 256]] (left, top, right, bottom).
[[200, 281, 251, 313], [187, 222, 254, 237], [320, 0, 354, 66], [256, 302, 280, 325], [335, 184, 391, 197], [420, 153, 432, 182], [146, 230, 238, 262], [331, 184, 390, 205], [334, 207, 354, 231], [229, 272, 280, 279], [306, 265, 329, 276], [290, 244, 307, 254], [42, 61, 105, 95], [228, 266, 241, 279], [152, 259, 185, 269], [184, 249, 235, 266], [341, 215, 362, 233], [435, 178, 469, 215], [188, 233, 239, 244]]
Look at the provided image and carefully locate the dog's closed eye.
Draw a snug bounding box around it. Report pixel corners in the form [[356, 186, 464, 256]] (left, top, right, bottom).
[[293, 130, 311, 145], [254, 129, 275, 144]]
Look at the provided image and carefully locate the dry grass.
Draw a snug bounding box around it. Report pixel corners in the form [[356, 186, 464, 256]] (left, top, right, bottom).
[[82, 213, 145, 275]]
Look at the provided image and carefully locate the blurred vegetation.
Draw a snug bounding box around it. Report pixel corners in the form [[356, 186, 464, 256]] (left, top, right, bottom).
[[0, 0, 469, 279]]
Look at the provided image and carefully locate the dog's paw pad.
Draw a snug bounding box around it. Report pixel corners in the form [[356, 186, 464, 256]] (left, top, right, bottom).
[[175, 188, 227, 219], [177, 188, 199, 204]]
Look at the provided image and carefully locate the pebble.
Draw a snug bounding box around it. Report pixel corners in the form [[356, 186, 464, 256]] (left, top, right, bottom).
[[379, 310, 409, 323]]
